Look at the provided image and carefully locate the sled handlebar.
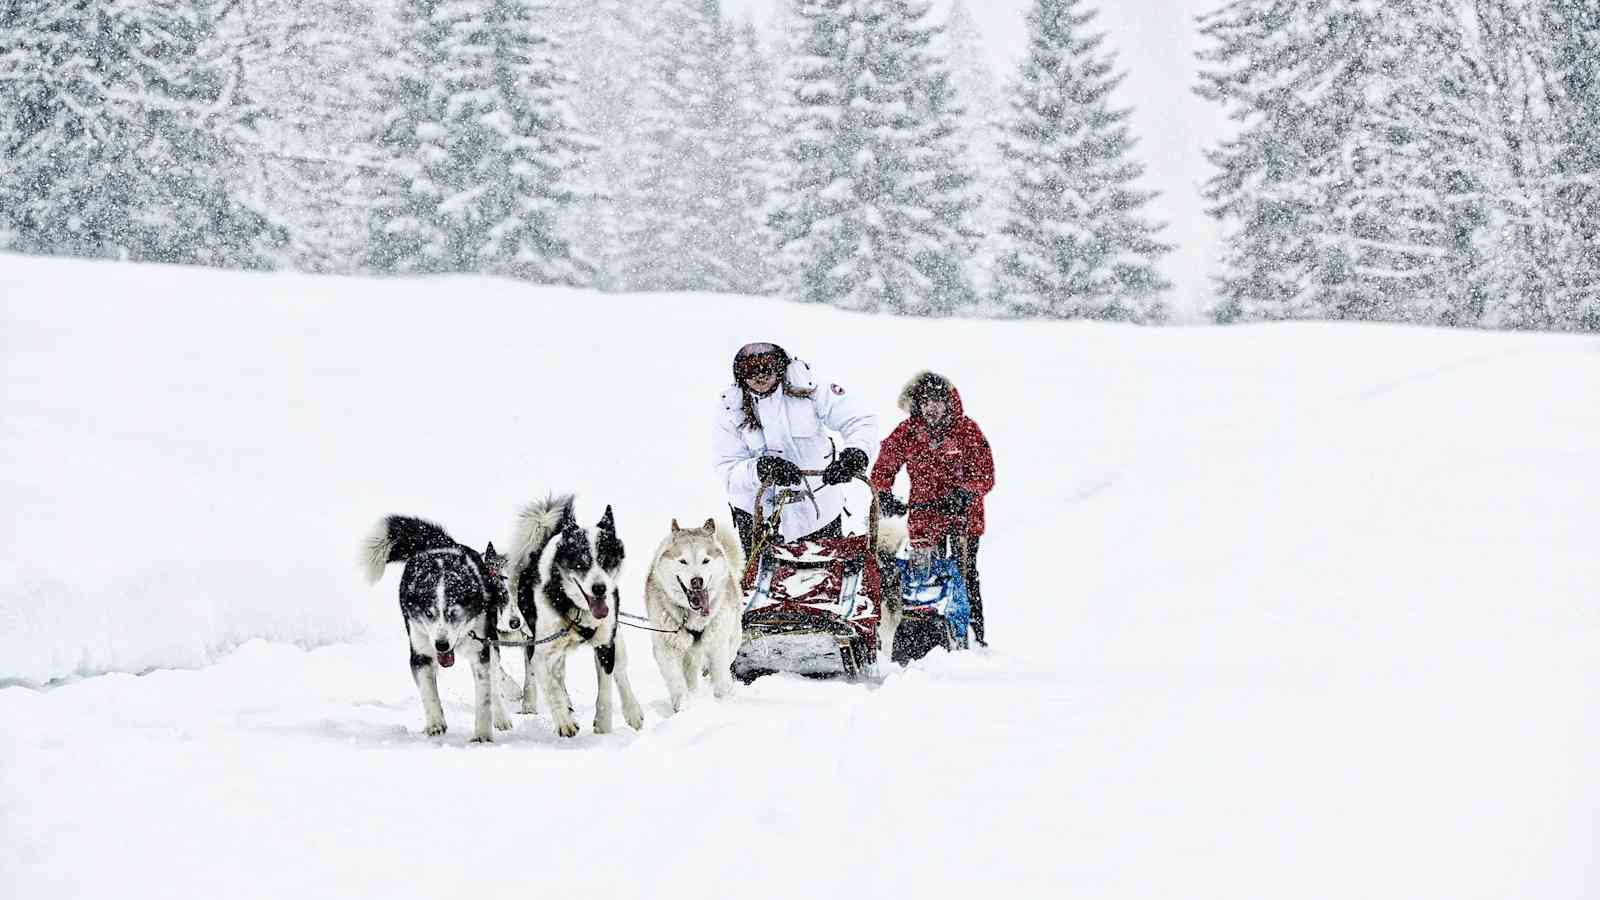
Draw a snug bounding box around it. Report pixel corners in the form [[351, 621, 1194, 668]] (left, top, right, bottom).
[[886, 497, 972, 591], [750, 473, 879, 571], [884, 495, 970, 560], [887, 498, 970, 522]]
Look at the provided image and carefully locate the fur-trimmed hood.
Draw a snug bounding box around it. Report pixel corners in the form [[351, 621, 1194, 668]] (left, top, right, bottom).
[[897, 370, 965, 419], [874, 371, 994, 539]]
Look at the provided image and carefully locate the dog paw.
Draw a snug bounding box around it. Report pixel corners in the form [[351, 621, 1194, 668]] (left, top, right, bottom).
[[424, 721, 447, 737], [469, 733, 494, 744], [518, 699, 538, 715], [670, 694, 686, 713], [494, 713, 513, 731], [555, 720, 580, 738], [625, 707, 644, 731]]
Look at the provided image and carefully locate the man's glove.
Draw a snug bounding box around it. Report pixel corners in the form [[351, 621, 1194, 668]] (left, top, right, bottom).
[[821, 447, 869, 485], [756, 455, 803, 486], [932, 488, 973, 517], [876, 491, 909, 517]]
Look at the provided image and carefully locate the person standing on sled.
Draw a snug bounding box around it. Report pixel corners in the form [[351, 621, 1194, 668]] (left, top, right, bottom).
[[870, 371, 996, 646], [713, 342, 879, 556]]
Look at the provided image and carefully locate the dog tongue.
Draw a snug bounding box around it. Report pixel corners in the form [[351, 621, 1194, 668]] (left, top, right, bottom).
[[588, 598, 609, 620], [438, 649, 455, 668]]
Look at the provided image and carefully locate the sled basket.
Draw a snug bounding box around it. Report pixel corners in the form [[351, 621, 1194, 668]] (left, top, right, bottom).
[[733, 533, 881, 680], [887, 550, 971, 663], [893, 553, 970, 639]]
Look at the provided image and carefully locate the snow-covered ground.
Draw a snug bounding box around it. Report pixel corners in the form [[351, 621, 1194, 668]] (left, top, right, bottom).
[[3, 255, 1597, 898]]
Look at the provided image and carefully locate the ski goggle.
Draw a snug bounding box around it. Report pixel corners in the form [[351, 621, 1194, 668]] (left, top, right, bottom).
[[734, 343, 785, 381]]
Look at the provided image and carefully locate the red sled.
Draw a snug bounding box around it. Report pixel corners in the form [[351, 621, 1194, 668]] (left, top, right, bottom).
[[732, 475, 883, 682]]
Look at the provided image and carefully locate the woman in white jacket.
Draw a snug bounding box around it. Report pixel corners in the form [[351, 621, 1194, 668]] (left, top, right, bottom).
[[713, 342, 879, 554]]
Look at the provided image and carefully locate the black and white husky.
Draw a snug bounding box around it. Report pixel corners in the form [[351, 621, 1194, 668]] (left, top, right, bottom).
[[507, 495, 644, 738], [362, 515, 519, 742]]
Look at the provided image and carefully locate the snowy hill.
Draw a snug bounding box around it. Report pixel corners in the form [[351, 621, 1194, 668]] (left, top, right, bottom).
[[2, 256, 1596, 898]]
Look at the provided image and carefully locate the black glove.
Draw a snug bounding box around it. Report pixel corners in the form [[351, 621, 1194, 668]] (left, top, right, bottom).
[[756, 455, 802, 486], [876, 491, 909, 517], [821, 447, 869, 485], [932, 488, 972, 516]]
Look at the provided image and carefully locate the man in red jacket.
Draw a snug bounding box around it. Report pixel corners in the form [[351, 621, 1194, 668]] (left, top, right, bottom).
[[870, 371, 996, 646]]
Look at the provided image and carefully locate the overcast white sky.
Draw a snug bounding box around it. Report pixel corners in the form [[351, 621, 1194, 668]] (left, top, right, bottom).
[[723, 0, 1227, 319]]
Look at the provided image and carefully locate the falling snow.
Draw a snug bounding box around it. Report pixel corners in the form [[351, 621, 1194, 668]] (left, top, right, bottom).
[[1, 0, 1594, 327]]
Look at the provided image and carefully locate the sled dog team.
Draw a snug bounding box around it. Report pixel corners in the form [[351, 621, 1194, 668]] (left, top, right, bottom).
[[362, 498, 738, 742], [361, 342, 997, 741]]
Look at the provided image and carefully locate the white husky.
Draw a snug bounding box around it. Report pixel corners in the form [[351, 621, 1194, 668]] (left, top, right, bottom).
[[643, 518, 745, 712], [873, 516, 909, 659]]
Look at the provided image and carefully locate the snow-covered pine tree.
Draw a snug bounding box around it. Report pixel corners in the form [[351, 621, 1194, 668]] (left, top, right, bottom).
[[726, 19, 782, 295], [362, 0, 457, 273], [1200, 0, 1598, 330], [1541, 0, 1600, 331], [1397, 10, 1497, 325], [1465, 0, 1572, 331], [618, 3, 789, 295], [1199, 0, 1468, 324], [363, 0, 591, 282], [554, 0, 648, 290], [464, 0, 592, 283], [940, 0, 1004, 293], [0, 0, 280, 268], [1199, 0, 1346, 322], [617, 0, 732, 292], [908, 40, 984, 313], [1332, 0, 1496, 326], [994, 0, 1171, 322], [214, 0, 381, 273], [769, 0, 979, 315]]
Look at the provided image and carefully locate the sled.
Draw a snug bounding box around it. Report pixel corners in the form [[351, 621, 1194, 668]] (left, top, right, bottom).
[[731, 472, 882, 683], [885, 532, 972, 665], [871, 497, 975, 665]]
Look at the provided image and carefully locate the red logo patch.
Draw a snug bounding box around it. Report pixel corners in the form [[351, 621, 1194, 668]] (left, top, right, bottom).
[[831, 384, 845, 395]]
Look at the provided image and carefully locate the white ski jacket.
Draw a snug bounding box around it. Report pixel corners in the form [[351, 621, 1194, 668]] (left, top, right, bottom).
[[712, 358, 879, 541]]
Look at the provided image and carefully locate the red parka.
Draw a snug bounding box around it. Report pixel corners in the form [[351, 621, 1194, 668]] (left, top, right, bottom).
[[870, 372, 995, 542]]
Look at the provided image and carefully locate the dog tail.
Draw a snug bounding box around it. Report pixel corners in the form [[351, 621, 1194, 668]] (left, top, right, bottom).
[[507, 494, 575, 600], [361, 515, 457, 584], [874, 516, 908, 558], [715, 519, 746, 579]]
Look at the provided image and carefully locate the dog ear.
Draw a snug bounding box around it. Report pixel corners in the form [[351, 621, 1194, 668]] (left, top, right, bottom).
[[671, 519, 681, 533], [701, 518, 716, 534], [598, 505, 616, 533]]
